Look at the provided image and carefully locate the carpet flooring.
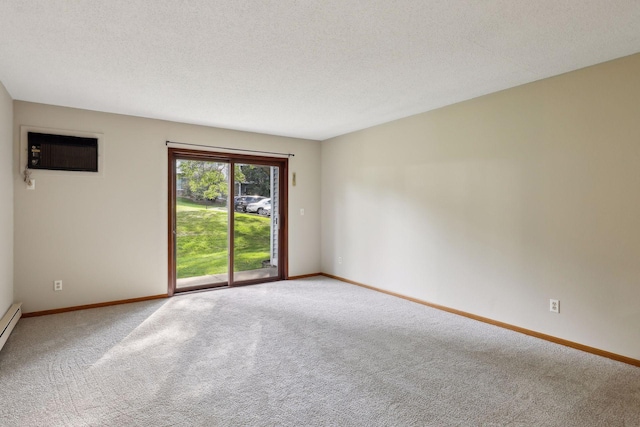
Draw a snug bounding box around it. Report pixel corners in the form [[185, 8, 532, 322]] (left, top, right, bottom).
[[1, 276, 639, 426]]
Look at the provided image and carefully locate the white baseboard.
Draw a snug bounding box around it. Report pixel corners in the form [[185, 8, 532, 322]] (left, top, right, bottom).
[[0, 303, 23, 352]]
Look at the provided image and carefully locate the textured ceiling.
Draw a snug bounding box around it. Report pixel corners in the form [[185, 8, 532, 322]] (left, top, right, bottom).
[[1, 1, 639, 141]]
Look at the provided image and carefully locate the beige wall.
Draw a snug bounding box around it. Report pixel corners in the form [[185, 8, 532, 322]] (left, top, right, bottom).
[[0, 82, 14, 317], [13, 103, 321, 313], [321, 53, 640, 359]]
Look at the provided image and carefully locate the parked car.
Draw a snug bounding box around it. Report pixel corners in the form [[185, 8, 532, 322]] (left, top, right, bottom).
[[259, 200, 271, 216], [234, 195, 265, 212], [246, 198, 271, 214]]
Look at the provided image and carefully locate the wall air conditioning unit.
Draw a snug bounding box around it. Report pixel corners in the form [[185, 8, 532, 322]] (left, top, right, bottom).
[[28, 132, 98, 172]]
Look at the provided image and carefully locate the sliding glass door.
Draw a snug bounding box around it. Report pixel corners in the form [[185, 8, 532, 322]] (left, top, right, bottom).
[[233, 163, 280, 282], [168, 149, 287, 294], [173, 158, 231, 289]]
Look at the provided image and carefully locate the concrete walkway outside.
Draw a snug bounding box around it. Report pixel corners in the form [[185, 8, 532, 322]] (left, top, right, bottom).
[[176, 267, 278, 289]]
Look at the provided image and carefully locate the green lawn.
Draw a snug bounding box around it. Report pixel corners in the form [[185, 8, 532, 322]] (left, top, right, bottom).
[[176, 198, 271, 278], [176, 197, 226, 211]]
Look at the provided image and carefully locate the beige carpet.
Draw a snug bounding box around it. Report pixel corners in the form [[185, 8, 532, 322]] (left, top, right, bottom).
[[1, 276, 639, 426]]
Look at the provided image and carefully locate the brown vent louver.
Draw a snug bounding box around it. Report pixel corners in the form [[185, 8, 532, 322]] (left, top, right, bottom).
[[28, 132, 98, 172]]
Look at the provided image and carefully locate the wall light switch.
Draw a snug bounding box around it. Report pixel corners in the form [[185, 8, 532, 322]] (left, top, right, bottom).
[[300, 208, 305, 216], [27, 179, 35, 190]]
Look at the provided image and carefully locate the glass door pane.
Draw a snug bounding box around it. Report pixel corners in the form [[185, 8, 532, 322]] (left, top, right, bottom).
[[175, 159, 230, 290], [233, 163, 279, 283]]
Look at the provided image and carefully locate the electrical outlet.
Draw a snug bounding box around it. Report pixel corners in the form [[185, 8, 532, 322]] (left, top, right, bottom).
[[300, 208, 305, 216], [549, 299, 559, 313], [54, 280, 62, 291]]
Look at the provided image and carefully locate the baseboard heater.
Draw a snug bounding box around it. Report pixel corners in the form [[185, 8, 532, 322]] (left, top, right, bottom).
[[0, 303, 22, 352]]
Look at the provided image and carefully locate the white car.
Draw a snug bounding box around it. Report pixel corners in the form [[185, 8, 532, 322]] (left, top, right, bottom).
[[246, 198, 270, 214]]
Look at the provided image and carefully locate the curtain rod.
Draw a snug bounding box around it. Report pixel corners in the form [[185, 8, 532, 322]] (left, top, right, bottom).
[[166, 140, 295, 157]]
